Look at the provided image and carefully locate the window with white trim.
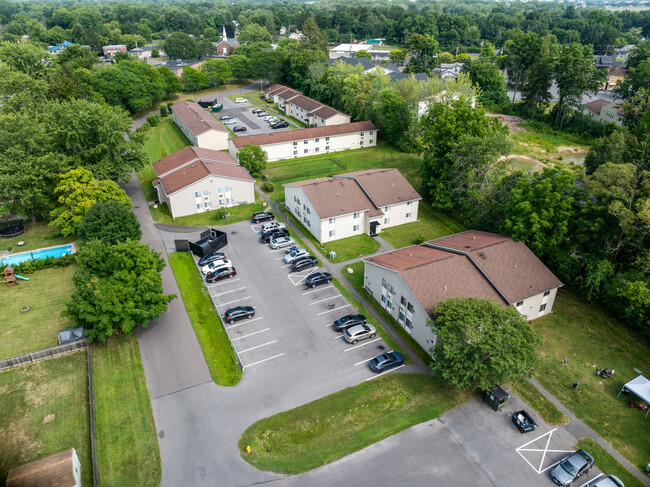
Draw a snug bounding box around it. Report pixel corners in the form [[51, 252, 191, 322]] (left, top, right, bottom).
[[384, 217, 390, 224], [304, 149, 308, 153], [543, 291, 550, 297], [329, 217, 335, 224], [329, 230, 335, 237], [325, 145, 330, 151], [315, 138, 319, 142], [325, 136, 330, 141], [539, 304, 547, 312], [353, 212, 360, 219], [353, 224, 359, 232], [195, 191, 201, 197]]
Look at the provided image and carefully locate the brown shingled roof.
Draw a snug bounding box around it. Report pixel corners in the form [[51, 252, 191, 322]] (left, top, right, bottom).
[[289, 177, 376, 219], [583, 99, 609, 115], [336, 168, 421, 207], [311, 105, 341, 119], [264, 84, 285, 95], [232, 121, 376, 148], [275, 88, 301, 100], [153, 146, 237, 177], [608, 65, 626, 77], [172, 101, 228, 136], [7, 449, 77, 487], [288, 94, 324, 112]]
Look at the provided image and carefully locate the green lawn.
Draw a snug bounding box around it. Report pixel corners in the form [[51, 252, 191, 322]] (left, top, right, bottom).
[[149, 193, 267, 226], [0, 222, 75, 253], [168, 252, 241, 386], [265, 142, 423, 204], [137, 117, 191, 201], [0, 265, 77, 358], [342, 261, 432, 364], [533, 290, 650, 473], [92, 334, 161, 487], [239, 373, 472, 474], [380, 204, 466, 249], [0, 352, 92, 487], [507, 377, 569, 426], [576, 438, 645, 487]]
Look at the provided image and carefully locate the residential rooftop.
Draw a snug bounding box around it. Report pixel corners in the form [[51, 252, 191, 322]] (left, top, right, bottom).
[[171, 100, 228, 136]]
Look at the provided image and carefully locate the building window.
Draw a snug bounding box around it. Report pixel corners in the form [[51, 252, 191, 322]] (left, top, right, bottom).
[[329, 217, 335, 224], [218, 187, 224, 194], [195, 191, 201, 197], [304, 149, 308, 154], [407, 303, 414, 313], [387, 300, 393, 310], [315, 138, 320, 142], [353, 224, 359, 232], [225, 186, 231, 192], [203, 190, 209, 196], [398, 310, 405, 323], [370, 130, 374, 135], [407, 201, 412, 206], [385, 206, 390, 213], [304, 140, 308, 144], [204, 202, 210, 208], [405, 317, 413, 329], [382, 278, 388, 289], [293, 141, 297, 146], [226, 197, 232, 204], [384, 217, 390, 224], [294, 195, 297, 202], [406, 212, 411, 218], [329, 230, 335, 237], [315, 147, 320, 152], [360, 141, 364, 146], [293, 150, 298, 155], [360, 132, 365, 136], [516, 301, 524, 307], [196, 203, 201, 209], [369, 140, 373, 144], [539, 304, 547, 312], [219, 199, 225, 205], [325, 145, 330, 151], [353, 212, 360, 219], [401, 296, 406, 306], [325, 136, 330, 141], [543, 291, 550, 297]]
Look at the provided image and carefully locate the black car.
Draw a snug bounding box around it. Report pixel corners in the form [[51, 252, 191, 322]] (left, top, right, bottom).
[[549, 449, 594, 486], [233, 126, 247, 133], [251, 211, 274, 223], [205, 267, 236, 283], [219, 115, 233, 120], [291, 256, 318, 272], [369, 351, 404, 372], [257, 111, 269, 117], [260, 228, 289, 242], [271, 121, 289, 129], [305, 272, 332, 288], [198, 251, 226, 266], [332, 314, 367, 332], [224, 305, 255, 324], [251, 108, 263, 114]]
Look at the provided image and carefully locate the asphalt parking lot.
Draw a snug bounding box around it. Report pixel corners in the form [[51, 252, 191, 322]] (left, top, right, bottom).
[[216, 104, 295, 136]]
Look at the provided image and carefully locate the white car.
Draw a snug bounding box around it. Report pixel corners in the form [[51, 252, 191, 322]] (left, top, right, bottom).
[[261, 221, 286, 232], [235, 97, 247, 103], [223, 119, 237, 125], [283, 248, 309, 263], [269, 237, 295, 249], [201, 259, 232, 275]]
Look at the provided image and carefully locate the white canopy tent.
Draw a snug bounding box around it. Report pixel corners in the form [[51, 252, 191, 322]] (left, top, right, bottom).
[[618, 375, 650, 417]]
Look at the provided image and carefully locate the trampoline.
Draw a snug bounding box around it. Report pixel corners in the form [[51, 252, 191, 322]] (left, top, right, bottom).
[[0, 223, 26, 238]]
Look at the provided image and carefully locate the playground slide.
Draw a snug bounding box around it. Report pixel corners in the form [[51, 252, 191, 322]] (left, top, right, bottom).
[[14, 275, 30, 281]]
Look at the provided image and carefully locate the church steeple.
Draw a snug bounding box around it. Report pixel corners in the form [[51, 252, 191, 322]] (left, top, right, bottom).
[[222, 26, 227, 41]]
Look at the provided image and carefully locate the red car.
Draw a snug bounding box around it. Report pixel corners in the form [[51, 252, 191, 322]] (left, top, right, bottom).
[[205, 267, 236, 283]]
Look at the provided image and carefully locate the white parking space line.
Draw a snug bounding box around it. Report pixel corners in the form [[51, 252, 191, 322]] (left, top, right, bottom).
[[226, 316, 264, 329], [275, 256, 286, 260], [250, 225, 261, 233], [302, 285, 334, 295], [317, 304, 351, 315], [238, 340, 277, 354], [213, 286, 246, 297], [243, 353, 285, 369], [344, 338, 382, 351], [324, 323, 334, 327], [355, 356, 376, 366], [268, 248, 288, 253], [364, 364, 405, 381], [281, 264, 292, 268], [576, 474, 602, 487], [309, 295, 341, 306], [515, 429, 575, 475], [231, 328, 270, 341], [332, 335, 345, 340], [215, 296, 252, 307], [207, 278, 241, 288]]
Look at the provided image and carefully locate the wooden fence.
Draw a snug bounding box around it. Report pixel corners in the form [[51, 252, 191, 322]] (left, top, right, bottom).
[[0, 339, 87, 371]]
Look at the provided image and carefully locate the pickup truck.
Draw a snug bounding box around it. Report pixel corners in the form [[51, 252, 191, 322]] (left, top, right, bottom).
[[512, 410, 537, 434]]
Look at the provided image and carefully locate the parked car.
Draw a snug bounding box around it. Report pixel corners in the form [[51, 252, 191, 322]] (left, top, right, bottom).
[[235, 97, 247, 103], [201, 259, 232, 275], [549, 450, 594, 486], [251, 108, 263, 114], [344, 323, 377, 344], [223, 119, 237, 125], [260, 228, 289, 242], [257, 111, 269, 117], [290, 256, 318, 272], [332, 314, 367, 332], [251, 211, 274, 223], [585, 475, 624, 487], [271, 121, 289, 129], [305, 272, 332, 288], [233, 126, 247, 133], [219, 115, 233, 120], [205, 267, 236, 283], [283, 248, 309, 263], [269, 236, 295, 249], [198, 251, 226, 266], [369, 351, 404, 372], [264, 116, 277, 121], [261, 221, 286, 232], [224, 305, 255, 324]]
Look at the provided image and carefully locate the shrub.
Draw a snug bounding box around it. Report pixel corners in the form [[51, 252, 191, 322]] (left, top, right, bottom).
[[166, 101, 173, 110], [147, 114, 160, 126], [414, 235, 426, 245], [151, 47, 159, 57], [159, 105, 168, 117], [261, 181, 275, 193]]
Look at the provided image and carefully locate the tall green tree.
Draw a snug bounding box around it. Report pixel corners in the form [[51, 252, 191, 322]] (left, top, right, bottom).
[[0, 41, 50, 78], [237, 145, 267, 178], [405, 33, 439, 72], [520, 36, 554, 120], [502, 31, 545, 109], [163, 32, 199, 60], [371, 88, 414, 150], [78, 200, 142, 244], [181, 65, 209, 91], [467, 61, 509, 106], [238, 23, 273, 44], [430, 297, 540, 391], [227, 54, 252, 80], [201, 59, 233, 87], [65, 239, 175, 342]]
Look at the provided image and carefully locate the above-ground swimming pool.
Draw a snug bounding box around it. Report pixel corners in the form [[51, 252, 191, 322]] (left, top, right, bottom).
[[0, 244, 74, 266]]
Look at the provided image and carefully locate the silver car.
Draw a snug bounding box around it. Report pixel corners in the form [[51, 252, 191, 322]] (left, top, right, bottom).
[[269, 237, 295, 249], [283, 248, 309, 263], [261, 221, 286, 232], [585, 475, 624, 487], [549, 449, 594, 485], [201, 259, 232, 275], [344, 324, 377, 344]]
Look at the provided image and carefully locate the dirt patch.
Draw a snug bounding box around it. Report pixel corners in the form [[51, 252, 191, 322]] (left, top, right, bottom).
[[486, 113, 528, 134], [43, 413, 55, 423]]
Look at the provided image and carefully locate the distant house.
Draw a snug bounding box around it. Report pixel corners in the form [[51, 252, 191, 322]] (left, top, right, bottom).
[[363, 231, 563, 352], [288, 31, 304, 41], [593, 55, 624, 67], [47, 40, 74, 55], [327, 57, 428, 83], [582, 99, 623, 126], [153, 146, 255, 219], [171, 101, 229, 150], [229, 121, 377, 162], [127, 45, 158, 60], [155, 60, 203, 78], [264, 84, 351, 127], [330, 43, 389, 60], [102, 44, 127, 57], [6, 448, 81, 487], [615, 44, 636, 58], [431, 62, 464, 80], [216, 26, 239, 56], [604, 65, 626, 91], [284, 168, 420, 243]]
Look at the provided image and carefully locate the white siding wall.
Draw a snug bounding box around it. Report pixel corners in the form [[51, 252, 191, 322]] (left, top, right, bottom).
[[285, 186, 323, 242], [364, 263, 438, 354], [197, 130, 229, 150], [324, 113, 351, 126], [514, 287, 559, 321], [166, 176, 254, 218], [378, 200, 419, 229]]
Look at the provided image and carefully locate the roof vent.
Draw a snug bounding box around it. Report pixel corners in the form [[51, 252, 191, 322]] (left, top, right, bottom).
[[464, 245, 470, 249], [336, 193, 339, 197], [444, 286, 447, 291], [473, 235, 476, 239], [514, 264, 517, 268], [409, 253, 412, 257], [478, 252, 486, 259]]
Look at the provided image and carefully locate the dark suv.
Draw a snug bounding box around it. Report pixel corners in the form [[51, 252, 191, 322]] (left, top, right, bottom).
[[305, 272, 332, 288], [271, 121, 289, 129], [224, 306, 255, 324], [198, 251, 226, 266], [233, 126, 247, 133], [291, 256, 318, 272], [332, 314, 367, 332], [260, 228, 289, 242], [251, 211, 274, 223]]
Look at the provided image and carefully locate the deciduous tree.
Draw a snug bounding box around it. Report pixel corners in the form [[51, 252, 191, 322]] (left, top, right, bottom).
[[78, 200, 142, 244], [237, 144, 268, 178]]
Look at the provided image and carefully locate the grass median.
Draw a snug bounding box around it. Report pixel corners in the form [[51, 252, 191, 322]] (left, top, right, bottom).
[[239, 373, 472, 474], [168, 252, 242, 386], [507, 377, 569, 426], [92, 335, 161, 486], [576, 438, 645, 487]]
